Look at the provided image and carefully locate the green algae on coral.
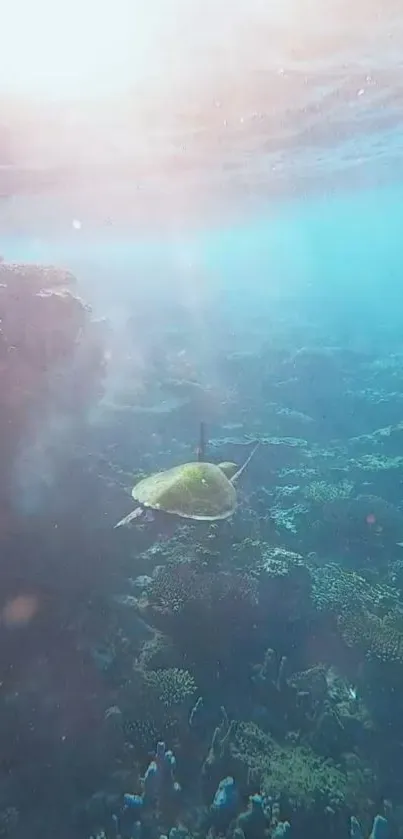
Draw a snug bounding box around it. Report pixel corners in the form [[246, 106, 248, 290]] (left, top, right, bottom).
[[230, 722, 371, 815]]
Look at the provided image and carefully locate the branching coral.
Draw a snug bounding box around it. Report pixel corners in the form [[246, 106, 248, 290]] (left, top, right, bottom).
[[230, 721, 373, 829], [148, 564, 258, 616], [270, 502, 309, 534], [143, 668, 196, 709], [119, 664, 198, 757], [352, 454, 403, 472], [145, 563, 260, 676], [312, 564, 403, 665], [338, 609, 403, 664], [303, 479, 354, 503], [137, 632, 183, 672], [311, 564, 400, 616]]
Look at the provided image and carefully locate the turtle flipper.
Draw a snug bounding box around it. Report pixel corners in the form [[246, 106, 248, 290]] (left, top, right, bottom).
[[114, 507, 143, 528], [231, 441, 260, 483], [197, 421, 206, 462]]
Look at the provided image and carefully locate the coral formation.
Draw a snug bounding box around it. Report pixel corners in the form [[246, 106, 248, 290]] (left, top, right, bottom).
[[119, 666, 196, 757], [303, 479, 354, 503], [143, 668, 197, 709], [144, 563, 260, 684], [0, 259, 106, 526], [311, 564, 401, 616], [230, 721, 373, 832], [338, 609, 403, 664]]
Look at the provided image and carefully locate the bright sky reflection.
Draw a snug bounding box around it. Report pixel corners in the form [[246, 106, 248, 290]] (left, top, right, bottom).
[[2, 0, 301, 99]]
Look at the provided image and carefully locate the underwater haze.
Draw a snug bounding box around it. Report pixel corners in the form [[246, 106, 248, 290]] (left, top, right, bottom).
[[1, 2, 403, 839]]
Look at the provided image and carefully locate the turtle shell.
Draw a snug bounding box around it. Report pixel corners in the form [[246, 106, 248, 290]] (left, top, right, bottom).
[[131, 461, 237, 521]]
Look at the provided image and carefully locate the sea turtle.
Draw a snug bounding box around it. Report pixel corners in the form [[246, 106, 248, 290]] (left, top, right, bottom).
[[114, 440, 259, 528]]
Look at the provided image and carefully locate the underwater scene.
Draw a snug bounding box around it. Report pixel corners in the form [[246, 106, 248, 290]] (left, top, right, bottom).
[[1, 3, 403, 839]]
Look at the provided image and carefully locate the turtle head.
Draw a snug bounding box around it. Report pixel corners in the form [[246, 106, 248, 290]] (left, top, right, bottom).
[[218, 461, 238, 480]]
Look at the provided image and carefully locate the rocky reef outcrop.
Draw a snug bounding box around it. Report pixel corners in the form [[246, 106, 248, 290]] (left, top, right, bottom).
[[0, 258, 106, 529]]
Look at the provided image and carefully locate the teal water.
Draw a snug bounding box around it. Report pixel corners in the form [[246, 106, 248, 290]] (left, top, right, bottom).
[[2, 183, 403, 332]]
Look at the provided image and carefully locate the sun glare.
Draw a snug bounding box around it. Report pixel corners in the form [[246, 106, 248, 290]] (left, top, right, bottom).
[[2, 0, 162, 98], [2, 0, 303, 100]]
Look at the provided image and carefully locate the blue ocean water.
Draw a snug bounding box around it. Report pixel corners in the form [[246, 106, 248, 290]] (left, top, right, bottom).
[[2, 4, 403, 838], [2, 183, 403, 345]]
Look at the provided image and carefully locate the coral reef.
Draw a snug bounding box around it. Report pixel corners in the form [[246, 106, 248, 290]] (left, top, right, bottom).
[[5, 269, 403, 839], [311, 564, 401, 616], [143, 668, 197, 709], [143, 563, 261, 686], [338, 609, 403, 664], [303, 479, 354, 504], [118, 665, 197, 757], [230, 721, 374, 834]]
